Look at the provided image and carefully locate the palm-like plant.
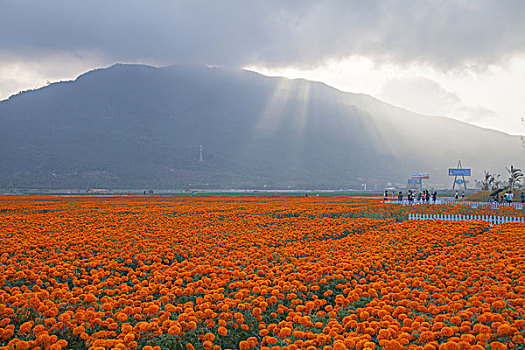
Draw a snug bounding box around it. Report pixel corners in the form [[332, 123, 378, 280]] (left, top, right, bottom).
[[479, 171, 492, 190], [479, 171, 501, 190], [506, 165, 523, 190], [490, 173, 501, 190]]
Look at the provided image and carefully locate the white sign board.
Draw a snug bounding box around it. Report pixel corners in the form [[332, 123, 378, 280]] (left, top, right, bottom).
[[411, 172, 430, 179]]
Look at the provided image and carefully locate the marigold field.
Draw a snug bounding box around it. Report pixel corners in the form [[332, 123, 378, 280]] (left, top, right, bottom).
[[1, 195, 524, 350]]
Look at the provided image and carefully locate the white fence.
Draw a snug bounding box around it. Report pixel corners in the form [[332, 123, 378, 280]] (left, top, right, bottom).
[[388, 199, 524, 210], [408, 213, 525, 226], [442, 200, 524, 210]]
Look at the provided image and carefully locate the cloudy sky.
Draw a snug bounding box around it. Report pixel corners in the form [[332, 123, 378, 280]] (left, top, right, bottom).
[[1, 0, 524, 135]]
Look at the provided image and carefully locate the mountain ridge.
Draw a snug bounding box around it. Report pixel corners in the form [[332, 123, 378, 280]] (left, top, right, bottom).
[[0, 63, 522, 189], [5, 63, 518, 138]]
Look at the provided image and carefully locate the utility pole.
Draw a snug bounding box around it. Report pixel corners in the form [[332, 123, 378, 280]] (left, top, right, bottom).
[[199, 145, 203, 162]]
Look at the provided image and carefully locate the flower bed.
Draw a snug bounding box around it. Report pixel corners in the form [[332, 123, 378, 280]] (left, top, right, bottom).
[[0, 196, 524, 350]]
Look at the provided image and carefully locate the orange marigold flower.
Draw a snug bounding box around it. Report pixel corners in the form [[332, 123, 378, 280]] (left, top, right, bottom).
[[470, 346, 485, 350], [280, 327, 292, 337], [497, 323, 513, 336], [124, 333, 135, 342], [445, 341, 460, 350], [363, 341, 376, 349], [218, 326, 228, 336], [168, 325, 181, 335], [440, 327, 454, 337], [15, 341, 31, 350], [116, 313, 128, 322], [333, 340, 347, 350], [490, 342, 507, 350]]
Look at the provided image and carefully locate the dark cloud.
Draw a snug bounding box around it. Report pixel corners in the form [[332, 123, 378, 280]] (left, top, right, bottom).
[[1, 0, 525, 69]]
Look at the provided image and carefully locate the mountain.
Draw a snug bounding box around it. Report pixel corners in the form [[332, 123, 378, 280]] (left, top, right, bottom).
[[0, 63, 522, 189]]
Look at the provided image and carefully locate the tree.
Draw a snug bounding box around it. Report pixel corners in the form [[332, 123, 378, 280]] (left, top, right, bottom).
[[506, 165, 523, 190], [477, 171, 501, 190], [490, 173, 501, 190], [478, 171, 492, 190]]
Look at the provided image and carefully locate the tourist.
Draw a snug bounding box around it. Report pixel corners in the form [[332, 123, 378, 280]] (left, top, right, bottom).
[[521, 192, 525, 203], [432, 191, 437, 203], [398, 191, 403, 202], [384, 190, 388, 200]]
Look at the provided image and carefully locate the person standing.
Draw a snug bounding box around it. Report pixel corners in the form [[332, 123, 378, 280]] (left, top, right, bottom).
[[384, 190, 388, 200], [521, 192, 524, 203], [432, 191, 437, 203], [398, 191, 403, 202]]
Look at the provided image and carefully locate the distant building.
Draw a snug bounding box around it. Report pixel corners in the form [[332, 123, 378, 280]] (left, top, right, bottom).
[[86, 188, 109, 194]]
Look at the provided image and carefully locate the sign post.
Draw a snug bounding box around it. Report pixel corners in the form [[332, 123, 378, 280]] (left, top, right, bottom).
[[448, 161, 471, 190], [411, 173, 430, 192]]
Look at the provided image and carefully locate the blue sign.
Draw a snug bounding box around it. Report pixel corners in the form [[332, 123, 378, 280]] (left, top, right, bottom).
[[449, 168, 471, 176], [455, 179, 465, 184], [408, 179, 420, 184]]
